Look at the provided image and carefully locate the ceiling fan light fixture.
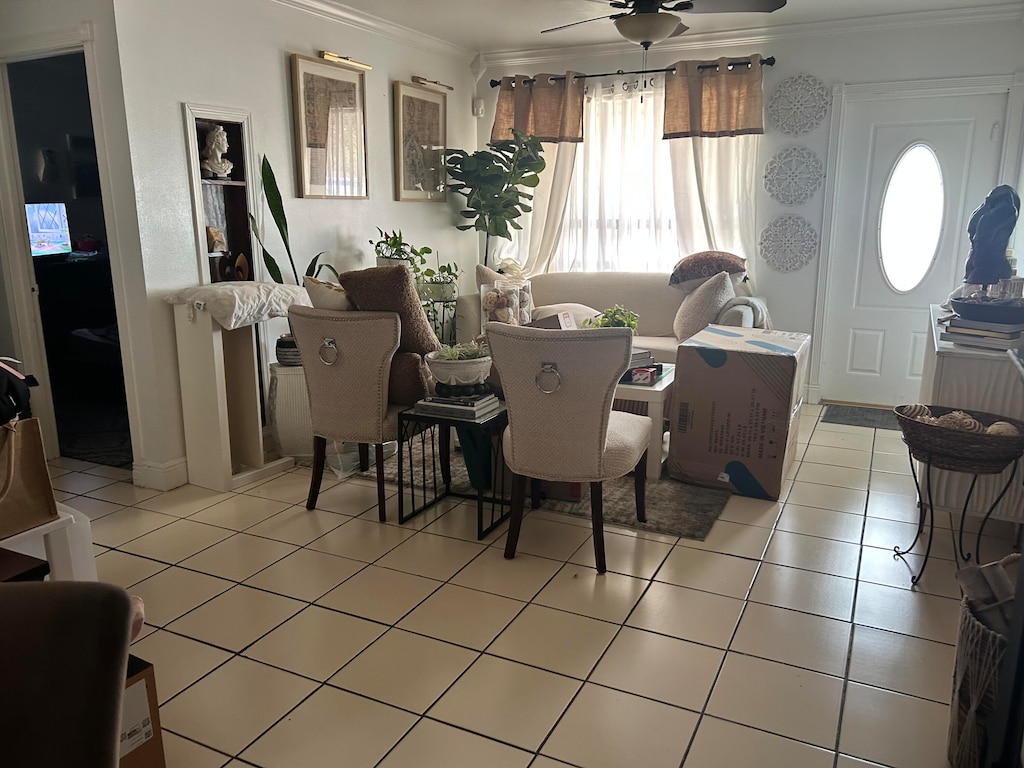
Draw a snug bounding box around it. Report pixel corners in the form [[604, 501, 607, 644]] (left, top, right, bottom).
[[613, 12, 682, 47]]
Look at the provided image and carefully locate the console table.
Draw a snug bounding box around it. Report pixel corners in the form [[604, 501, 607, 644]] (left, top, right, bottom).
[[919, 305, 1024, 522]]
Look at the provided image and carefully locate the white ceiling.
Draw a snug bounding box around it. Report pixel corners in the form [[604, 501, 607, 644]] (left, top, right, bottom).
[[323, 0, 1022, 54]]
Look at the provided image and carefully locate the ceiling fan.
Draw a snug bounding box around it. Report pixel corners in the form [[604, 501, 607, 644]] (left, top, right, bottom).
[[542, 0, 787, 49]]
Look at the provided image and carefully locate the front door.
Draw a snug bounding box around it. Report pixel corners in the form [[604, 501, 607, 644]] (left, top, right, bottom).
[[819, 89, 1009, 406]]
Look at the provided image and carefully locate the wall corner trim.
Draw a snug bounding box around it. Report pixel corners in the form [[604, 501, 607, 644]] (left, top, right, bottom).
[[132, 458, 189, 492]]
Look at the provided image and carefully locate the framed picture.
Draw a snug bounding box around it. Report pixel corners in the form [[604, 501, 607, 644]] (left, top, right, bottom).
[[393, 81, 447, 202], [290, 54, 368, 199]]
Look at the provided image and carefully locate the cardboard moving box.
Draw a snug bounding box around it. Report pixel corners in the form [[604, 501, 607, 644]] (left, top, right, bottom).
[[121, 655, 166, 768], [668, 326, 811, 500]]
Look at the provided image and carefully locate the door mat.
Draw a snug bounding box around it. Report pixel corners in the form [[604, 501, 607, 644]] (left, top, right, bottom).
[[359, 429, 730, 541], [821, 404, 900, 431]]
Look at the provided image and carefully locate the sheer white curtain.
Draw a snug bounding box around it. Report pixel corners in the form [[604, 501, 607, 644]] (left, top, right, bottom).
[[325, 100, 366, 197], [548, 77, 760, 275]]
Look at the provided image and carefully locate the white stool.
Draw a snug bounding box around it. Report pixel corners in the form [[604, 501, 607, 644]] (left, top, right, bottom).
[[0, 503, 98, 581]]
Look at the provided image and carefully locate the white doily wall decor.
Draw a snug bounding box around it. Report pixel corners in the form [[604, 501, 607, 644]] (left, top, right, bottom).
[[764, 146, 824, 206], [767, 74, 830, 136], [760, 215, 819, 273]]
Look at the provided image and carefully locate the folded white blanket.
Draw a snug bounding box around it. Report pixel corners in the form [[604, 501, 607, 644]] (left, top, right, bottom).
[[165, 283, 311, 330], [722, 295, 773, 329]]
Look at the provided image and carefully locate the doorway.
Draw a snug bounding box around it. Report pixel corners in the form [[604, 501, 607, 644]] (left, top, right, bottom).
[[816, 79, 1018, 407], [6, 52, 132, 467]]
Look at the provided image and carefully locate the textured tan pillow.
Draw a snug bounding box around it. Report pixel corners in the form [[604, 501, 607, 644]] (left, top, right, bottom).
[[338, 266, 440, 355], [303, 276, 352, 311], [670, 251, 746, 290], [389, 353, 430, 405], [673, 271, 736, 341]]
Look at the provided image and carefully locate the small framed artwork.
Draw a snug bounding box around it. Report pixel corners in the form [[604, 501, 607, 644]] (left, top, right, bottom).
[[291, 54, 368, 199], [393, 81, 447, 202]]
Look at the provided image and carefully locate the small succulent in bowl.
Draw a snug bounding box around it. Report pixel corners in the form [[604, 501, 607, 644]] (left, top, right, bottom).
[[584, 305, 639, 335], [432, 342, 491, 361]]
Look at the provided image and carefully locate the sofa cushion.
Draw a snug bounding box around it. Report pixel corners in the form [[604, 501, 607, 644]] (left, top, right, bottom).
[[637, 335, 680, 364], [531, 303, 601, 328], [673, 271, 736, 341], [338, 265, 440, 355]]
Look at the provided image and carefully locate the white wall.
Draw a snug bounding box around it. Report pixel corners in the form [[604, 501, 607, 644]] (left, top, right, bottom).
[[477, 15, 1024, 336], [2, 0, 481, 486]]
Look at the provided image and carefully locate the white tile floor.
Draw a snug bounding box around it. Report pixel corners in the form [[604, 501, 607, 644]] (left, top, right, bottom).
[[55, 403, 1017, 768]]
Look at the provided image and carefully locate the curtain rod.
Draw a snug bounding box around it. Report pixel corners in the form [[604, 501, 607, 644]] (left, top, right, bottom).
[[488, 56, 774, 88]]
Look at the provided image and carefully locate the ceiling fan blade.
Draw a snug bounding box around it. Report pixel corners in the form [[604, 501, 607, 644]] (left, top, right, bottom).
[[541, 14, 617, 33], [684, 0, 785, 13], [668, 21, 689, 37]]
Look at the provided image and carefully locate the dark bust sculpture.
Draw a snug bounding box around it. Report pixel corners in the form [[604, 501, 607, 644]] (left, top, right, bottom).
[[963, 184, 1020, 287]]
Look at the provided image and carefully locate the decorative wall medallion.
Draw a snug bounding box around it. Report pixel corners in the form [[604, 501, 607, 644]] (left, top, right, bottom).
[[760, 215, 819, 272], [764, 146, 824, 206], [767, 74, 830, 136]]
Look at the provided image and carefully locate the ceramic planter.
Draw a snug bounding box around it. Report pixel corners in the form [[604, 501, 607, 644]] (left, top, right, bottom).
[[424, 351, 492, 386]]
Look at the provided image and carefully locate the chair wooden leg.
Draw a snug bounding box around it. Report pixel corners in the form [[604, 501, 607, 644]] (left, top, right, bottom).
[[358, 443, 370, 472], [504, 473, 528, 561], [590, 481, 606, 573], [307, 436, 327, 510], [375, 443, 387, 522], [635, 450, 648, 523], [530, 478, 542, 509]]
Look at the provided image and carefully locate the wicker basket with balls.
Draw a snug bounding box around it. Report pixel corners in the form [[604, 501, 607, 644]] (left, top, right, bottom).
[[894, 404, 1024, 474]]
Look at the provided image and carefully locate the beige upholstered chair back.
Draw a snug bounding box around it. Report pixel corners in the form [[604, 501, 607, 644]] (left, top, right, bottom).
[[289, 307, 400, 444], [487, 323, 632, 481]]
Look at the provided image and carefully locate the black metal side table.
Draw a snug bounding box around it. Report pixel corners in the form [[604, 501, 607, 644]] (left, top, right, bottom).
[[894, 405, 1024, 584], [396, 405, 511, 539]]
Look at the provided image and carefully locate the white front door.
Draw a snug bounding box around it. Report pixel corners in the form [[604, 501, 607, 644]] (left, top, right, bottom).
[[819, 89, 1009, 406]]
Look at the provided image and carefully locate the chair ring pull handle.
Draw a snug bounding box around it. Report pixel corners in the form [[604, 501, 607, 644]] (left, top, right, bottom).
[[535, 363, 561, 394], [319, 338, 339, 366]]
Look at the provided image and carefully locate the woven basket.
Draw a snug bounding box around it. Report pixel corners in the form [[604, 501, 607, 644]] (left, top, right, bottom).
[[893, 405, 1024, 474], [948, 592, 1013, 768]]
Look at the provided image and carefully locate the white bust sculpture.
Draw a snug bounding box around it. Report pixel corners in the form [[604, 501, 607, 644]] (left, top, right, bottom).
[[200, 125, 233, 179]]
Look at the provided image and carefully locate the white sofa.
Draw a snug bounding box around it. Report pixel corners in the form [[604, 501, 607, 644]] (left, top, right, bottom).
[[456, 271, 758, 363]]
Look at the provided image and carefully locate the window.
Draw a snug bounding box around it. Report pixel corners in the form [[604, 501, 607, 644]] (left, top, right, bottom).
[[878, 143, 944, 293]]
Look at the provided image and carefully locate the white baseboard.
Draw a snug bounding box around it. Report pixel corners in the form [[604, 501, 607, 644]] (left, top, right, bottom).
[[132, 457, 189, 491], [806, 384, 821, 405]]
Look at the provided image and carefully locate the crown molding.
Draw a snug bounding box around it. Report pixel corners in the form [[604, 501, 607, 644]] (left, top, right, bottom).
[[268, 0, 472, 59], [480, 2, 1024, 70]]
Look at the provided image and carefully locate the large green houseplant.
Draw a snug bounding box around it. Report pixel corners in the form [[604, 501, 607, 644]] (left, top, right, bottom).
[[249, 156, 337, 284], [445, 129, 545, 266]]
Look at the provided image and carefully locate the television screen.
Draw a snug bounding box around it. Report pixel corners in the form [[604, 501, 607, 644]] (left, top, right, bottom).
[[25, 202, 71, 257]]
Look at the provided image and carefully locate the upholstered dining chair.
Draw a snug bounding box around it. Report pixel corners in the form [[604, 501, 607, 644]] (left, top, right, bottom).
[[486, 323, 652, 574], [289, 306, 403, 520], [1, 581, 133, 768]]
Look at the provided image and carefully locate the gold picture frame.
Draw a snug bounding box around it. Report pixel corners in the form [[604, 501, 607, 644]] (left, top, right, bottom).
[[393, 81, 447, 202], [291, 54, 368, 199]]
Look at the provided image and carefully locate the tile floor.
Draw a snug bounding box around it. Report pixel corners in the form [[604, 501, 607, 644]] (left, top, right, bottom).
[[52, 404, 1019, 768]]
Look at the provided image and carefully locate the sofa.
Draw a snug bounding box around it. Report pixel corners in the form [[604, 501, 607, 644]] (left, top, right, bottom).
[[456, 271, 761, 363]]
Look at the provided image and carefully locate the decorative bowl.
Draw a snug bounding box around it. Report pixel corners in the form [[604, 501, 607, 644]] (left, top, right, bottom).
[[424, 352, 492, 386], [950, 297, 1024, 324]]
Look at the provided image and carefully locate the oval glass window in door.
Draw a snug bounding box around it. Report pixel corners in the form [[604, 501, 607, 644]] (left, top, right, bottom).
[[878, 143, 945, 293]]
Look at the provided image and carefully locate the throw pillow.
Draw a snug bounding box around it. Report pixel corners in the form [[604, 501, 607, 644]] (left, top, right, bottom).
[[531, 303, 601, 328], [673, 271, 736, 341], [389, 353, 430, 405], [338, 265, 440, 355], [303, 276, 353, 311], [670, 251, 746, 291]]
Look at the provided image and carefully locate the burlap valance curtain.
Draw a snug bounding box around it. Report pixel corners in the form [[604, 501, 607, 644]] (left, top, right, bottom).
[[663, 54, 764, 139], [490, 72, 585, 144]]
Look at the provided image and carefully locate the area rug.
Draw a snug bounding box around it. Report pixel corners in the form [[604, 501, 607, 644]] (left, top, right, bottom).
[[359, 430, 730, 541], [821, 404, 900, 431]]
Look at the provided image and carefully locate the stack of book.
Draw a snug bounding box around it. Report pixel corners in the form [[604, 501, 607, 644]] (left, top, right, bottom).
[[940, 316, 1024, 351], [413, 393, 501, 419], [629, 347, 656, 368]]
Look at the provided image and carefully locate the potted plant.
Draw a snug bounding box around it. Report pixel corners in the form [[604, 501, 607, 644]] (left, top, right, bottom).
[[445, 129, 546, 266], [425, 342, 492, 386], [369, 228, 421, 270], [584, 305, 639, 334], [249, 156, 338, 284], [411, 250, 461, 303]]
